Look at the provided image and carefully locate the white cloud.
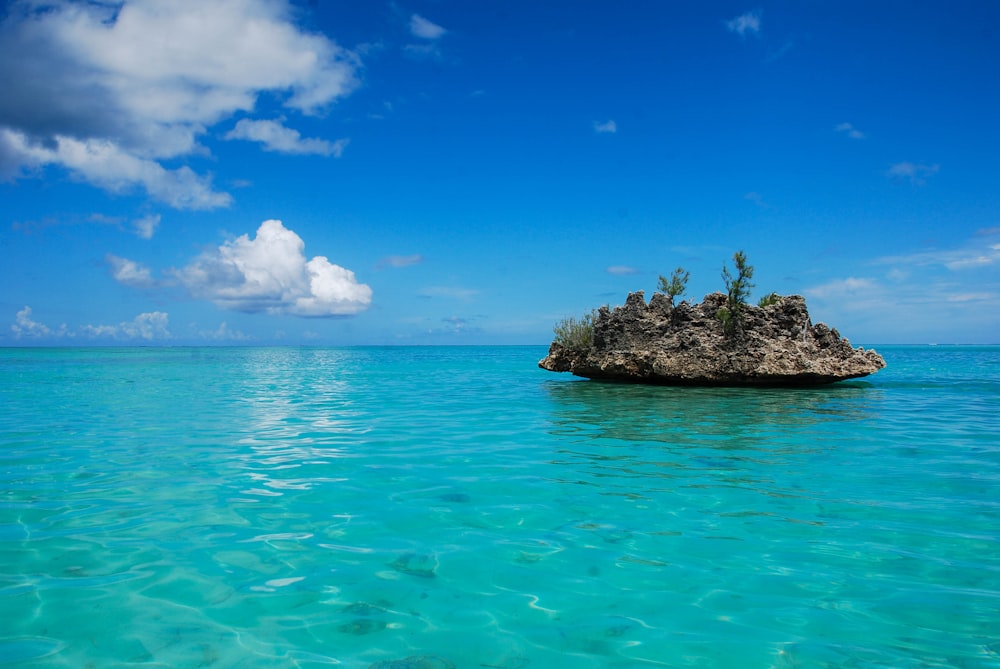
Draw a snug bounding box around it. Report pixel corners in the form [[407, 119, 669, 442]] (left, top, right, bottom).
[[594, 120, 617, 134], [745, 191, 768, 208], [410, 14, 447, 40], [804, 277, 877, 300], [225, 119, 348, 156], [606, 265, 639, 275], [802, 232, 1000, 342], [82, 312, 170, 340], [132, 214, 160, 239], [199, 322, 251, 341], [887, 161, 940, 185], [835, 122, 865, 139], [886, 267, 910, 282], [11, 306, 52, 338], [404, 14, 447, 59], [174, 219, 372, 316], [11, 306, 166, 340], [726, 10, 762, 37], [947, 292, 996, 303], [107, 254, 156, 288], [876, 239, 1000, 271], [0, 0, 359, 206], [1, 129, 232, 209]]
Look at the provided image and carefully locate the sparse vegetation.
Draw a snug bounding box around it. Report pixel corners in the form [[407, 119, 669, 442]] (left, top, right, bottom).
[[553, 309, 598, 351], [716, 250, 755, 337], [657, 267, 690, 302], [758, 292, 781, 307]]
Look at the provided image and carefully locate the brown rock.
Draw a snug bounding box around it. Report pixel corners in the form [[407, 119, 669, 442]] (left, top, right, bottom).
[[539, 291, 885, 386]]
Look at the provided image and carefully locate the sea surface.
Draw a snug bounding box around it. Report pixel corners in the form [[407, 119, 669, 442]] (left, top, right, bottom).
[[1, 345, 998, 668]]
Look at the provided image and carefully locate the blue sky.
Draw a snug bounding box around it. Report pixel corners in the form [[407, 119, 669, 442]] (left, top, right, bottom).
[[1, 0, 998, 346]]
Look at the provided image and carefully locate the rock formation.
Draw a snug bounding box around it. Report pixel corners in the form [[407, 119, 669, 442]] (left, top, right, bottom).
[[539, 291, 885, 385]]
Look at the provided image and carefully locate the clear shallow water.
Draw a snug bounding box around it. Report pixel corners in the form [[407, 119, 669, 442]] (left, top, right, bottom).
[[1, 345, 998, 668]]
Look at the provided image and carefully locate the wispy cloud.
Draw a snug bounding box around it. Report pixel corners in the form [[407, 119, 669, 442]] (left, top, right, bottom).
[[409, 14, 447, 40], [418, 286, 479, 301], [726, 10, 762, 37], [835, 122, 865, 140], [947, 292, 997, 303], [225, 119, 348, 157], [378, 254, 424, 269], [0, 0, 359, 207], [439, 316, 481, 335], [199, 322, 251, 341], [606, 265, 640, 276], [405, 14, 447, 60], [887, 161, 940, 185], [593, 120, 617, 134], [803, 232, 1000, 342], [132, 214, 160, 239], [745, 191, 769, 208], [764, 40, 794, 62], [805, 277, 877, 300], [17, 211, 160, 238], [172, 219, 372, 316], [876, 240, 1000, 271]]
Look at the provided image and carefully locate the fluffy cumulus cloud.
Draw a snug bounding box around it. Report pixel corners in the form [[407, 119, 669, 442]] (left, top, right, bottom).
[[0, 0, 359, 207], [726, 9, 762, 37], [174, 219, 372, 316], [225, 119, 348, 156], [11, 306, 54, 338]]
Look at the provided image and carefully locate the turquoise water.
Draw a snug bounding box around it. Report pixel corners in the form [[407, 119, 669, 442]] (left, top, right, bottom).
[[1, 345, 998, 668]]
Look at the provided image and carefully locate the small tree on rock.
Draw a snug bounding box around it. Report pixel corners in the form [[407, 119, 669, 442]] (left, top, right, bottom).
[[657, 267, 690, 303], [717, 250, 755, 337]]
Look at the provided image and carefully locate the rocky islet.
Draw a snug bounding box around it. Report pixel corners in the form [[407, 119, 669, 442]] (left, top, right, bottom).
[[539, 291, 885, 386]]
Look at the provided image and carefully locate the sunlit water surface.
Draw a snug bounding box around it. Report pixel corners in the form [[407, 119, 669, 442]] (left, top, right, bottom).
[[1, 346, 998, 668]]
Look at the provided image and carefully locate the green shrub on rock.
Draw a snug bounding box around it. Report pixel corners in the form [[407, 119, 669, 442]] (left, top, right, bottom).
[[758, 292, 781, 307], [553, 310, 597, 352]]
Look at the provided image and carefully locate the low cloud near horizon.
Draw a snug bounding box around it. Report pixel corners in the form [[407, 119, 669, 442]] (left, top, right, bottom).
[[11, 306, 170, 341]]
